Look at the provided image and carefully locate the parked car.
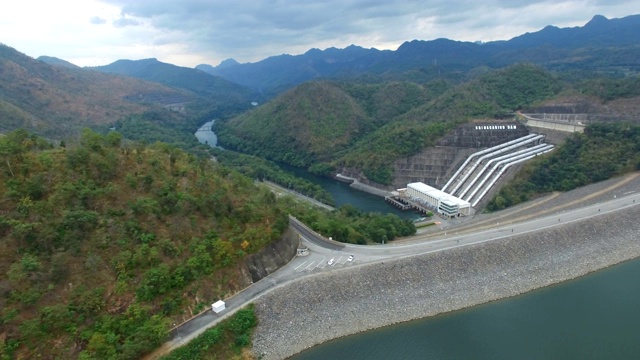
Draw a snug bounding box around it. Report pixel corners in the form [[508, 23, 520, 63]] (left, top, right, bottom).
[[347, 255, 354, 262], [328, 258, 335, 266]]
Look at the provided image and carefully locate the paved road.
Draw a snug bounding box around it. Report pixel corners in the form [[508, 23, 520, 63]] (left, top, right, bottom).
[[147, 192, 640, 358]]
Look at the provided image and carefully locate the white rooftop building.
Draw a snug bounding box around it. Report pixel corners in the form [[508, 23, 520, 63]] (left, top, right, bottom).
[[403, 182, 471, 217]]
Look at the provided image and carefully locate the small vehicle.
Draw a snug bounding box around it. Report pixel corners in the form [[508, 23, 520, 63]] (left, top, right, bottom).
[[347, 255, 354, 262], [328, 258, 335, 266]]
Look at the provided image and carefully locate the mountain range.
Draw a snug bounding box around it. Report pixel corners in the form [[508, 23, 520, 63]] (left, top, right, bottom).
[[88, 58, 254, 101], [1, 45, 259, 140], [197, 14, 640, 93], [2, 13, 639, 144], [0, 44, 198, 139]]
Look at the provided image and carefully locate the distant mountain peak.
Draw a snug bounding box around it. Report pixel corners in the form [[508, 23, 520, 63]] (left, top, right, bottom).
[[305, 48, 323, 55], [586, 14, 609, 26], [37, 55, 79, 69], [191, 13, 640, 92], [218, 58, 239, 68], [138, 58, 160, 63]]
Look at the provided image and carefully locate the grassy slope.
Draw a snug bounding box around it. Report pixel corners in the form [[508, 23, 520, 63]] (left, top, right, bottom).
[[216, 79, 451, 168]]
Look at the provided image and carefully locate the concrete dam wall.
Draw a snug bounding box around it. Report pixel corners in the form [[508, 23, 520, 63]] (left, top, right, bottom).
[[391, 121, 528, 189]]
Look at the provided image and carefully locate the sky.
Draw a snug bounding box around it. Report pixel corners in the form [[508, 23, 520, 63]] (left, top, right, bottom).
[[2, 0, 639, 68]]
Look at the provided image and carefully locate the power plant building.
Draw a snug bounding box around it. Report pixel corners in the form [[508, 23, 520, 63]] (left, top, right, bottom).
[[403, 182, 471, 217]]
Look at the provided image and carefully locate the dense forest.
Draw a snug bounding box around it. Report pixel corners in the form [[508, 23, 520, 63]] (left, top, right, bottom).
[[288, 202, 415, 244], [0, 129, 289, 359], [211, 148, 335, 206], [487, 122, 640, 211]]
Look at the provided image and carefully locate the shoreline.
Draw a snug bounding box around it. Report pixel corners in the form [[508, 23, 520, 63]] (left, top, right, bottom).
[[251, 204, 640, 360], [335, 173, 392, 197]]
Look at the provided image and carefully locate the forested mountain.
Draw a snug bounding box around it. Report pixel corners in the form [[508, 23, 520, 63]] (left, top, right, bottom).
[[0, 44, 195, 139], [217, 64, 563, 184], [91, 58, 255, 102], [217, 81, 373, 167], [198, 14, 640, 93], [0, 129, 288, 359], [36, 56, 79, 69]]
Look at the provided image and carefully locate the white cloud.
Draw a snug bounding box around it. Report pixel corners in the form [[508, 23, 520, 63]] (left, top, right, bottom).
[[113, 17, 140, 28], [90, 16, 107, 25], [1, 0, 640, 67]]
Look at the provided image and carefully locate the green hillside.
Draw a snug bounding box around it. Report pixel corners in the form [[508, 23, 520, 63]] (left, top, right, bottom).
[[217, 64, 563, 184], [217, 81, 374, 167], [91, 58, 255, 102], [0, 128, 416, 359], [336, 64, 562, 183], [0, 129, 288, 359], [0, 44, 196, 140]]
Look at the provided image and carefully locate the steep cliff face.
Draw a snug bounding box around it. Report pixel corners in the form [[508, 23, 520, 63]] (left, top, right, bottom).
[[243, 227, 299, 283]]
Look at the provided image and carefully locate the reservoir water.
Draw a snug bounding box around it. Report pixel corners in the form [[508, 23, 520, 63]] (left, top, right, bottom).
[[291, 257, 640, 360]]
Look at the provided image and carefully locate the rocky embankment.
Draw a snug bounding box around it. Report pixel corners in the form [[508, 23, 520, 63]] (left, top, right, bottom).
[[252, 204, 640, 360]]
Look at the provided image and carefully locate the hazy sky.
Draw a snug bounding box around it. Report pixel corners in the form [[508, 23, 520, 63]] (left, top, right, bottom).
[[2, 0, 639, 68]]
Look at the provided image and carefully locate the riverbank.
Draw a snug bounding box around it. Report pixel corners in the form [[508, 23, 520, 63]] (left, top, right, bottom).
[[335, 173, 392, 197], [258, 180, 335, 211], [251, 203, 640, 360]]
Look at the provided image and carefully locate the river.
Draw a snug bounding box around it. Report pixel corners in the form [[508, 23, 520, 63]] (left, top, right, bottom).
[[194, 120, 220, 149], [196, 123, 640, 359], [291, 257, 640, 360]]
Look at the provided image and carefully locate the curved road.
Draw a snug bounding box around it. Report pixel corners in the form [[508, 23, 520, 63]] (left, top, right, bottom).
[[147, 191, 640, 358]]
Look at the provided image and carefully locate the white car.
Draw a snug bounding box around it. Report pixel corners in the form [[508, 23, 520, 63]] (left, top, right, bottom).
[[347, 255, 354, 262], [328, 258, 335, 266]]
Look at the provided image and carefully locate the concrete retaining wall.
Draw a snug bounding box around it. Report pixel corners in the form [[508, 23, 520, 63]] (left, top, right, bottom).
[[243, 227, 298, 283], [526, 119, 585, 133]]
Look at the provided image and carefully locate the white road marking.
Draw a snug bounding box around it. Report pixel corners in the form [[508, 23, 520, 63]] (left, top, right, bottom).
[[304, 261, 317, 271], [295, 261, 308, 271]]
